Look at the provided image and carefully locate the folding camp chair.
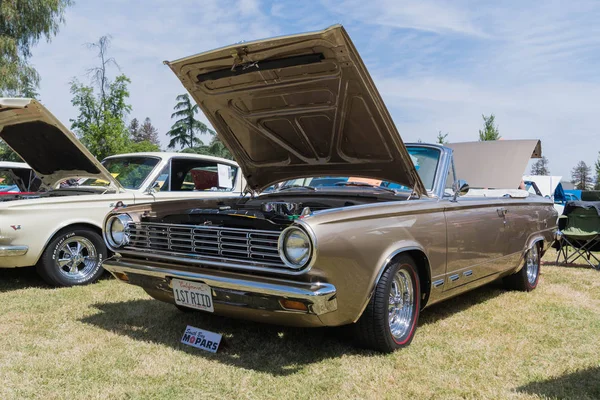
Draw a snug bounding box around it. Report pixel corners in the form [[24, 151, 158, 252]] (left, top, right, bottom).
[[555, 203, 600, 270]]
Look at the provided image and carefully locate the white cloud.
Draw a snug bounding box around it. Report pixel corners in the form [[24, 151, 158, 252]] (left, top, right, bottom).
[[30, 0, 279, 149], [26, 0, 600, 179], [321, 0, 487, 37], [375, 76, 600, 177]]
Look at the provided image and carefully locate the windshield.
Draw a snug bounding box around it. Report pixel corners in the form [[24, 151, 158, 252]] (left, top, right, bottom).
[[81, 156, 160, 190], [274, 146, 441, 192]]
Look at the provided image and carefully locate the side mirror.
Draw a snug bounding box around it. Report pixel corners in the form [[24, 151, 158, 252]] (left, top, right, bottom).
[[452, 180, 469, 201], [146, 181, 160, 194]]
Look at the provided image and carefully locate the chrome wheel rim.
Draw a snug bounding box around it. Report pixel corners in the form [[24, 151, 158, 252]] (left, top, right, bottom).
[[388, 269, 415, 341], [56, 236, 98, 281], [526, 245, 539, 285]]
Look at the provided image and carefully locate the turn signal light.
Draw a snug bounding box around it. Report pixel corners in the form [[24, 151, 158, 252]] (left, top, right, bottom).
[[280, 299, 308, 312], [113, 272, 129, 282]]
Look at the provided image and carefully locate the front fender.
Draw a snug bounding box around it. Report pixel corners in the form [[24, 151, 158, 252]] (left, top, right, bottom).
[[304, 209, 445, 327]]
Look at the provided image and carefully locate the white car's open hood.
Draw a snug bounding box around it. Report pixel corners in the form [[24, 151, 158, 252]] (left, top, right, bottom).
[[0, 98, 123, 190]]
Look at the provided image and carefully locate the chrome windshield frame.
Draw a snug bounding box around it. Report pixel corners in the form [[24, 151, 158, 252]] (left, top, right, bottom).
[[405, 143, 453, 199]]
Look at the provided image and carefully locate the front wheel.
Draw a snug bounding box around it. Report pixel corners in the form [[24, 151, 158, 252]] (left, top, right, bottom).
[[503, 243, 541, 291], [36, 227, 106, 287], [352, 255, 421, 353]]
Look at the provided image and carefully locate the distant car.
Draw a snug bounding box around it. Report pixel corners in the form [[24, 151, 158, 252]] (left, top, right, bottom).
[[564, 193, 579, 201], [564, 190, 582, 201], [0, 98, 245, 287], [101, 26, 557, 353]]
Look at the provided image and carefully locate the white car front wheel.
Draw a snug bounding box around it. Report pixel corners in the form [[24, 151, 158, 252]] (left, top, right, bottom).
[[37, 227, 106, 287]]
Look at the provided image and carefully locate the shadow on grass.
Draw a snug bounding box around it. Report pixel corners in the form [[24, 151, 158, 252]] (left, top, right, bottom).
[[419, 280, 506, 326], [0, 267, 113, 292], [80, 281, 512, 375], [80, 298, 365, 376], [517, 366, 600, 399], [0, 266, 46, 292], [544, 261, 600, 271]]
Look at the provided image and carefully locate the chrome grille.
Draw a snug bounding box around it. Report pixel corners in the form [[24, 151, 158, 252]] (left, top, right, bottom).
[[124, 222, 285, 268]]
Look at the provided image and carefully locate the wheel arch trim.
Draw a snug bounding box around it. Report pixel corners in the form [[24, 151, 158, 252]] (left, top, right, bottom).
[[354, 246, 432, 323], [35, 221, 103, 265]]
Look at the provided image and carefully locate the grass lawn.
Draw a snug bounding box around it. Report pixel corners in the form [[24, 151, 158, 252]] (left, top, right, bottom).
[[1, 250, 599, 399]]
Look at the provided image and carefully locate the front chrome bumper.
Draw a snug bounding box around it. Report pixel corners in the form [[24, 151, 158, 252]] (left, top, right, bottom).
[[103, 257, 338, 316], [0, 245, 28, 257]]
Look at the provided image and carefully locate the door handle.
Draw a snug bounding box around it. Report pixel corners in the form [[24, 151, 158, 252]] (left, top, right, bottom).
[[497, 207, 508, 217]]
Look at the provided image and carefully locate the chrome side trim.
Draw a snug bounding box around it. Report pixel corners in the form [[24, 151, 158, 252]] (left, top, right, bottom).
[[449, 274, 460, 282], [103, 258, 337, 315], [463, 270, 473, 277], [433, 279, 444, 288], [0, 245, 28, 256]]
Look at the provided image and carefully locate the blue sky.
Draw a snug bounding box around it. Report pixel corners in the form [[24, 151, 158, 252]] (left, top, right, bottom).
[[29, 0, 600, 179]]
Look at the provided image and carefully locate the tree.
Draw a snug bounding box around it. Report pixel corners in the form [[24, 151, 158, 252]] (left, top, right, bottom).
[[571, 161, 592, 190], [166, 94, 211, 149], [181, 135, 233, 160], [138, 117, 160, 146], [70, 74, 132, 160], [129, 117, 160, 148], [128, 140, 160, 153], [478, 114, 501, 141], [436, 131, 448, 144], [530, 156, 550, 176], [595, 153, 600, 190], [0, 142, 22, 162], [128, 118, 140, 139], [85, 35, 118, 108], [0, 0, 73, 96], [69, 36, 148, 160]]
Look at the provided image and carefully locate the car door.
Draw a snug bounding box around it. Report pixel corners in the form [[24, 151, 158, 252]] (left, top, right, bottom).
[[443, 197, 511, 290]]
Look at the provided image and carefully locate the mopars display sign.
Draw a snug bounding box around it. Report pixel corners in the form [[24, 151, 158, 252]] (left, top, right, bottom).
[[181, 325, 222, 353]]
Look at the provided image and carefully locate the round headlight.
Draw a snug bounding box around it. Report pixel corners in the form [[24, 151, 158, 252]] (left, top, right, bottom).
[[278, 227, 312, 269], [107, 214, 132, 248]]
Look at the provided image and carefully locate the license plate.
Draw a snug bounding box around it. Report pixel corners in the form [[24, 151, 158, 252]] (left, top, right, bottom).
[[172, 279, 214, 312]]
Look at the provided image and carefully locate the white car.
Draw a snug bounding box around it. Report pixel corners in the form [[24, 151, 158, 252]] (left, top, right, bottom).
[[0, 98, 244, 286], [522, 175, 566, 216]]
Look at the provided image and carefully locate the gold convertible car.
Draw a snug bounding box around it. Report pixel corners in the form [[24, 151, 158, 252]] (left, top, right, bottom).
[[102, 26, 557, 352]]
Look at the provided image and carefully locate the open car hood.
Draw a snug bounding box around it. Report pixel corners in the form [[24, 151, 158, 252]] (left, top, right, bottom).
[[0, 98, 123, 190], [166, 25, 426, 195], [447, 140, 542, 189]]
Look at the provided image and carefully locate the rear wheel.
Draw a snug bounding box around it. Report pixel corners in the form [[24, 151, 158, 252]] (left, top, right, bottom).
[[504, 243, 541, 291], [353, 255, 420, 353], [37, 227, 106, 287]]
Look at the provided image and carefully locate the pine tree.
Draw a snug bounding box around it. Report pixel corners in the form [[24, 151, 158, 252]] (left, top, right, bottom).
[[530, 156, 550, 175], [478, 114, 501, 141], [571, 161, 592, 190]]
